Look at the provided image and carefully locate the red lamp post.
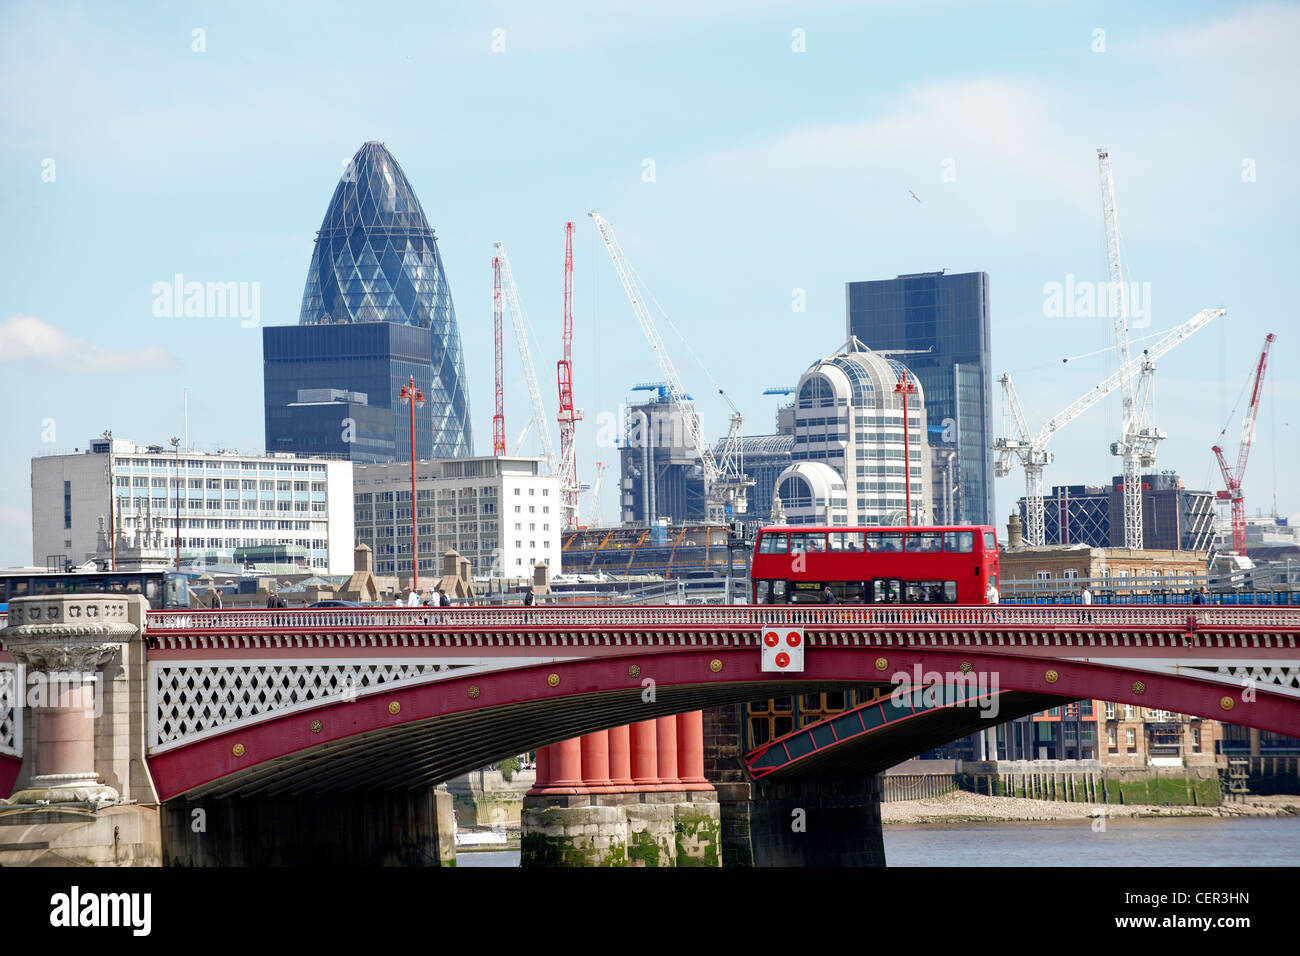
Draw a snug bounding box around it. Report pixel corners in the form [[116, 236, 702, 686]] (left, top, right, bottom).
[[894, 369, 917, 527], [399, 376, 425, 593]]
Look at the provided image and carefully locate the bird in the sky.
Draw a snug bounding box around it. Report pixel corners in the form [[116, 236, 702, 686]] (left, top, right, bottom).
[[909, 190, 922, 203]]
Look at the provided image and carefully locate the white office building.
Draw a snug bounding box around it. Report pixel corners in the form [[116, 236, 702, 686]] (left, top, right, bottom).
[[775, 339, 933, 526], [31, 437, 354, 574], [353, 456, 561, 579]]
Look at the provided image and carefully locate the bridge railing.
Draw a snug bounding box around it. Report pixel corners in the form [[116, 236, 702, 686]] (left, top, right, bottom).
[[142, 604, 1300, 632]]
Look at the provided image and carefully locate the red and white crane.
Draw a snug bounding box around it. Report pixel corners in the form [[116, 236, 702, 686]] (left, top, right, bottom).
[[1213, 333, 1276, 555], [491, 255, 506, 457], [556, 221, 583, 530]]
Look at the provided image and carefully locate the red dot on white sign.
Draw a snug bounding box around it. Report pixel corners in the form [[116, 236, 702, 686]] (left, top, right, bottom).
[[786, 632, 801, 647], [775, 652, 790, 668], [764, 631, 779, 647]]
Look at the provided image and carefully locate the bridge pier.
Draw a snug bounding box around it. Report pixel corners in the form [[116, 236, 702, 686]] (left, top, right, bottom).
[[522, 714, 721, 866], [0, 594, 162, 866], [702, 705, 886, 867], [161, 787, 457, 866]]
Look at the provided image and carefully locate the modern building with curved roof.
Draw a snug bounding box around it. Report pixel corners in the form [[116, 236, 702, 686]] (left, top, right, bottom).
[[264, 142, 473, 463], [781, 338, 932, 525]]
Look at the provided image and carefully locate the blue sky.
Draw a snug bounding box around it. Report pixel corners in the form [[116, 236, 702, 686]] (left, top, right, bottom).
[[1, 0, 1297, 566]]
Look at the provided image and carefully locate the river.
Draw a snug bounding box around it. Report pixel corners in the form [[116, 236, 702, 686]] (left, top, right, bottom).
[[454, 816, 1300, 866]]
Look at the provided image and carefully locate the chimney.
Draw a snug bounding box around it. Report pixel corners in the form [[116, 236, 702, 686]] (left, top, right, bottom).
[[1007, 512, 1024, 549]]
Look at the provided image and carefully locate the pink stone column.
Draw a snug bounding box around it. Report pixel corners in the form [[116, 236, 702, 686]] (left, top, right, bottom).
[[580, 731, 615, 793], [543, 737, 588, 795], [675, 710, 713, 790], [607, 724, 635, 790], [630, 719, 659, 791], [527, 744, 553, 796], [33, 675, 96, 781], [655, 715, 681, 789]]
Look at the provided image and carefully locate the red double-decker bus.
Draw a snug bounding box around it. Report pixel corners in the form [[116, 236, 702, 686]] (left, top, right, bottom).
[[749, 525, 1000, 605]]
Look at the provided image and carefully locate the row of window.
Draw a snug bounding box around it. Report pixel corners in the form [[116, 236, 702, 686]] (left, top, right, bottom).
[[756, 579, 961, 604], [117, 458, 324, 473]]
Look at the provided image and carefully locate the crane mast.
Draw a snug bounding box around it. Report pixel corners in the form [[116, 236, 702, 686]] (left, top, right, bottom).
[[492, 255, 506, 457], [494, 241, 558, 478], [1213, 333, 1276, 555], [995, 308, 1225, 545], [1098, 148, 1150, 549], [589, 211, 750, 523], [556, 221, 582, 530]]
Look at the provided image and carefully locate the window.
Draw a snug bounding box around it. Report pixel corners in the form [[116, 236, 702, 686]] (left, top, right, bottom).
[[1063, 568, 1079, 580], [1125, 728, 1136, 751], [514, 488, 520, 496], [1035, 570, 1051, 581], [63, 480, 72, 529], [1107, 727, 1117, 750], [905, 531, 942, 553], [984, 532, 996, 551]]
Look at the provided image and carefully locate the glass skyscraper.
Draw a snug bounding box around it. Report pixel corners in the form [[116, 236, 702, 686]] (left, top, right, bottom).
[[265, 141, 473, 462], [845, 271, 993, 525]]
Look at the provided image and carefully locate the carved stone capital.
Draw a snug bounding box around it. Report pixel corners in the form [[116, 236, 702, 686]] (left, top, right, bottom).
[[1, 596, 138, 675]]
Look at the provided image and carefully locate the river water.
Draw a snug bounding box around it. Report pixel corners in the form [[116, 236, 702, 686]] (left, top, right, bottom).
[[455, 816, 1300, 867]]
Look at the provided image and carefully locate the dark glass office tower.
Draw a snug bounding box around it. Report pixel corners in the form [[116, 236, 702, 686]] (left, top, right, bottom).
[[846, 271, 993, 525], [265, 141, 473, 461]]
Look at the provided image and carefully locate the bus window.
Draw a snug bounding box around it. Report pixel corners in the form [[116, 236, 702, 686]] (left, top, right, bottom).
[[904, 581, 930, 603], [906, 532, 942, 553], [755, 580, 771, 604], [944, 531, 974, 553], [877, 532, 903, 552], [790, 581, 826, 603], [873, 579, 901, 603], [772, 580, 787, 603], [835, 582, 868, 603], [806, 533, 826, 553], [758, 533, 789, 554], [829, 531, 865, 552], [944, 581, 958, 603], [984, 532, 997, 551]]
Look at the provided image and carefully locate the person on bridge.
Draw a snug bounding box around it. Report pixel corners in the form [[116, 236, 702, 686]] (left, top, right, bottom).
[[439, 588, 451, 607], [1079, 585, 1093, 605], [985, 580, 999, 604], [1193, 586, 1209, 605], [406, 588, 420, 607], [210, 589, 223, 610], [823, 585, 836, 604], [522, 588, 535, 606]]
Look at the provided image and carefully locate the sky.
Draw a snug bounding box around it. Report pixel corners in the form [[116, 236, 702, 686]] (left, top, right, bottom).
[[1, 0, 1297, 567]]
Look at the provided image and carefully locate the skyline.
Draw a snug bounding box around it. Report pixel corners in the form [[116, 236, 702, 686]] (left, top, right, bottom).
[[2, 1, 1297, 567]]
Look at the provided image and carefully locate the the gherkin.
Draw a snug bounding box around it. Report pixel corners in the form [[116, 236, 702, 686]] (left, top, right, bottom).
[[299, 141, 473, 458]]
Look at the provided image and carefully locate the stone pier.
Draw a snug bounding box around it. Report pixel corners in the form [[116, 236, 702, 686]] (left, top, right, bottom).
[[702, 704, 887, 867], [521, 711, 721, 867], [0, 594, 162, 866]]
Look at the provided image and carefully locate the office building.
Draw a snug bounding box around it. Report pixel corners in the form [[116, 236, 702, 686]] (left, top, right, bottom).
[[32, 437, 354, 574], [353, 456, 559, 578], [846, 271, 993, 524], [264, 141, 473, 462], [775, 340, 932, 526]]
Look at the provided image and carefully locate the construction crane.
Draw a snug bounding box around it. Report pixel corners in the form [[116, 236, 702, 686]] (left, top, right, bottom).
[[1099, 148, 1168, 549], [493, 241, 558, 477], [491, 255, 506, 456], [589, 210, 751, 522], [995, 307, 1226, 546], [1213, 333, 1276, 555], [556, 221, 583, 530]]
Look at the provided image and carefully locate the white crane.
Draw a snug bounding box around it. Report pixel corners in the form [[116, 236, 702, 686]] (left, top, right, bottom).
[[493, 241, 558, 478], [585, 461, 607, 527], [589, 211, 751, 522], [1098, 148, 1165, 549], [995, 308, 1225, 546]]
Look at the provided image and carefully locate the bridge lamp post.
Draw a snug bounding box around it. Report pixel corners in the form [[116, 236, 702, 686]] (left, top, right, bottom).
[[170, 437, 182, 570], [399, 377, 425, 594], [893, 370, 918, 528]]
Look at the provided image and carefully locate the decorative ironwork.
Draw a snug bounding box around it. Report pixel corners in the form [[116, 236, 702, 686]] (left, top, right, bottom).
[[232, 743, 245, 757], [710, 660, 723, 673], [468, 685, 480, 699], [1045, 670, 1059, 684], [960, 661, 973, 674], [388, 701, 401, 715], [1132, 681, 1147, 695], [1220, 696, 1235, 711], [310, 720, 322, 734], [547, 673, 561, 687], [628, 665, 641, 678], [875, 657, 889, 671]]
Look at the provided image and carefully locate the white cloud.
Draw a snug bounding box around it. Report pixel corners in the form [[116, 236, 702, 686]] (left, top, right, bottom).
[[0, 313, 180, 373]]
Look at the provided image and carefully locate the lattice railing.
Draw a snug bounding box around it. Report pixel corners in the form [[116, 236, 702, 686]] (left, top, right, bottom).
[[0, 663, 19, 758], [150, 660, 465, 750]]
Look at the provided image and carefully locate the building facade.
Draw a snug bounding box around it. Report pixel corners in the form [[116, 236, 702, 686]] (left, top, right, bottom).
[[1015, 472, 1215, 553], [265, 140, 473, 463], [776, 341, 932, 526], [846, 271, 993, 525], [353, 456, 559, 579], [32, 437, 354, 574], [619, 393, 706, 527]]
